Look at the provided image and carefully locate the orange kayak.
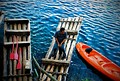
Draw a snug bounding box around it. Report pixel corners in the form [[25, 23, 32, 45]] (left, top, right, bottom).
[[76, 42, 120, 81]]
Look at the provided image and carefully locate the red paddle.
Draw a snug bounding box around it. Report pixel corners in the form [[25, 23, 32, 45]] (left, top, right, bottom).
[[14, 36, 18, 60], [10, 36, 15, 60], [17, 48, 22, 70]]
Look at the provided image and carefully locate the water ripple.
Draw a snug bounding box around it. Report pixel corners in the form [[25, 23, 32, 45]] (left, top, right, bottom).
[[0, 0, 120, 81]]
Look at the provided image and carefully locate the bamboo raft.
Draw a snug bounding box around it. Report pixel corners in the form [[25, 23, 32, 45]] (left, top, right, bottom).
[[40, 17, 83, 81], [2, 19, 32, 81]]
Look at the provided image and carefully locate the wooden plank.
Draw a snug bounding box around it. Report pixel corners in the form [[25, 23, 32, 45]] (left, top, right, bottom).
[[4, 41, 30, 45], [5, 30, 30, 32], [42, 58, 69, 65], [4, 19, 29, 22], [60, 20, 80, 23], [66, 30, 78, 35], [47, 71, 68, 75], [67, 38, 76, 40], [5, 30, 30, 35]]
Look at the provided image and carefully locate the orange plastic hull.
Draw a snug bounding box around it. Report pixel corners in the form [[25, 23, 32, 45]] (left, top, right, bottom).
[[76, 42, 120, 81]]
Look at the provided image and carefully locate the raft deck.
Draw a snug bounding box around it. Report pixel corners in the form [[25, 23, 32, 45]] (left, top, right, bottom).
[[40, 17, 83, 81]]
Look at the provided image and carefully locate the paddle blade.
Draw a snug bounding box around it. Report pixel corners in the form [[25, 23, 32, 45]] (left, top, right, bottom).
[[16, 62, 21, 70], [14, 53, 18, 60], [10, 53, 14, 60]]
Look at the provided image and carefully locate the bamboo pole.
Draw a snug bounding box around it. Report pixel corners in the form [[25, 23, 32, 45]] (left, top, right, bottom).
[[13, 23, 17, 81], [22, 23, 27, 81], [33, 56, 57, 81], [9, 24, 13, 81], [58, 18, 73, 81], [64, 17, 83, 81], [3, 22, 7, 81], [18, 23, 22, 81]]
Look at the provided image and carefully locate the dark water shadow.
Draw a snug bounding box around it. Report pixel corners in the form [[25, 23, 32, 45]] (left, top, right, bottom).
[[75, 49, 113, 81]]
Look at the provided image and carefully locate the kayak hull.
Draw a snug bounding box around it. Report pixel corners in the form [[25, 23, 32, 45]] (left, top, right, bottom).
[[76, 42, 120, 81]]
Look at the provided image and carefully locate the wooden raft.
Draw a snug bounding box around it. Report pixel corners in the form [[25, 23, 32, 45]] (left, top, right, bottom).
[[2, 19, 32, 81], [40, 17, 83, 81]]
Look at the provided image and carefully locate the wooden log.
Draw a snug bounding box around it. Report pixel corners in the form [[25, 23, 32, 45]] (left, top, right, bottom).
[[58, 17, 73, 81], [9, 24, 13, 81], [54, 18, 69, 81], [22, 23, 27, 81], [33, 56, 57, 81], [13, 23, 17, 81], [42, 58, 69, 66], [18, 23, 22, 81], [47, 71, 68, 75], [5, 30, 30, 33], [0, 11, 4, 24], [3, 47, 7, 81], [66, 30, 78, 35], [67, 17, 82, 61], [4, 19, 29, 22], [64, 17, 83, 81], [4, 41, 30, 46], [46, 65, 55, 81], [2, 74, 31, 78], [67, 38, 76, 40]]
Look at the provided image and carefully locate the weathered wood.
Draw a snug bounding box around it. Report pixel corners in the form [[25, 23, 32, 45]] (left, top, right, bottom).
[[22, 23, 27, 81], [3, 19, 32, 81], [5, 30, 30, 33], [0, 11, 4, 24], [9, 24, 13, 81], [40, 17, 83, 81], [4, 19, 29, 22], [58, 18, 73, 81], [4, 41, 30, 46], [67, 38, 76, 40], [66, 30, 78, 35], [57, 18, 70, 81], [47, 71, 68, 75], [13, 23, 17, 81], [2, 74, 31, 78], [33, 56, 57, 81], [18, 23, 22, 81], [64, 17, 83, 81], [3, 47, 7, 81], [42, 58, 69, 66]]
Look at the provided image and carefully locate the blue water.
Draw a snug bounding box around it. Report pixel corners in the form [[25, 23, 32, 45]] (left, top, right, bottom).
[[0, 0, 120, 81]]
